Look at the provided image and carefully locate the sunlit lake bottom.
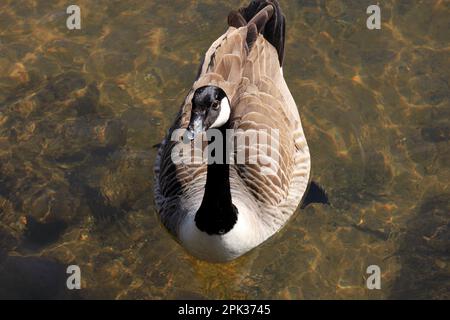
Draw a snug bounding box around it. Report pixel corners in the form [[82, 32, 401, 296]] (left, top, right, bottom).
[[0, 0, 448, 299]]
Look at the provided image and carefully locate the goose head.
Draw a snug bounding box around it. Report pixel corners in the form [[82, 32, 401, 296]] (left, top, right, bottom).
[[187, 85, 231, 139]]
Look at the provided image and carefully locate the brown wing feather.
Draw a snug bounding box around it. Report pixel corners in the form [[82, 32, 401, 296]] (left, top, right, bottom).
[[230, 35, 299, 208]]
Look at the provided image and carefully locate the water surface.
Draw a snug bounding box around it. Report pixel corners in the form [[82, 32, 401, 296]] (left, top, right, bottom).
[[0, 0, 449, 299]]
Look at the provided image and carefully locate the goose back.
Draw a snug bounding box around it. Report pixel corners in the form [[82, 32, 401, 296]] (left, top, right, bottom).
[[154, 1, 311, 253]]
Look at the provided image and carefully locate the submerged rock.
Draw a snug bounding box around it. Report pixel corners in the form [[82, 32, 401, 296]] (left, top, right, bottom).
[[0, 254, 80, 299]]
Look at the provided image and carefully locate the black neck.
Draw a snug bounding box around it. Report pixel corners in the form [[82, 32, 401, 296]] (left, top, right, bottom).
[[195, 124, 238, 235]]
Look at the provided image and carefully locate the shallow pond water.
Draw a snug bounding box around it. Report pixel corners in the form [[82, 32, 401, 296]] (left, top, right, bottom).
[[0, 0, 449, 299]]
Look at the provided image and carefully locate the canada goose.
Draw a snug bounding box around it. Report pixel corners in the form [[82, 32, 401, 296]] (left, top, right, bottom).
[[154, 0, 326, 262]]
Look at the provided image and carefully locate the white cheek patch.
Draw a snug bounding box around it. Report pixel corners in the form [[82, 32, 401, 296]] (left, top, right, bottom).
[[210, 98, 231, 129]]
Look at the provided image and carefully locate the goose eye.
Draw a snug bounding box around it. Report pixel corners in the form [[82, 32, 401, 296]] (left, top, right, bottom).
[[212, 101, 220, 110]]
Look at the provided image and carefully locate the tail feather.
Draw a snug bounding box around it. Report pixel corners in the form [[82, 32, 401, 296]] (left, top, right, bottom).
[[247, 5, 274, 33], [228, 10, 247, 28], [246, 23, 258, 53], [228, 0, 285, 66]]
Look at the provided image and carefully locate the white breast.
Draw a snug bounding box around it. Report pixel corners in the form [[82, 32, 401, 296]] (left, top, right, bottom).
[[178, 202, 265, 262]]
